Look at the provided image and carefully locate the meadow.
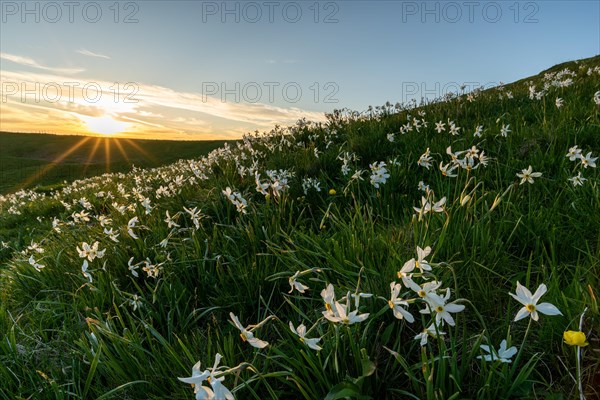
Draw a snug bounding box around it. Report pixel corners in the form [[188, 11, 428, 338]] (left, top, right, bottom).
[[0, 55, 599, 399], [0, 132, 227, 194]]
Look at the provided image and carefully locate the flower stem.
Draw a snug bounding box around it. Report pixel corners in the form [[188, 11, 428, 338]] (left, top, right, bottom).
[[577, 307, 588, 400]]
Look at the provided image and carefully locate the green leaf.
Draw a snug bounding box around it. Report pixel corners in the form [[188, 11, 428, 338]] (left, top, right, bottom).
[[360, 356, 376, 378], [325, 382, 361, 400]]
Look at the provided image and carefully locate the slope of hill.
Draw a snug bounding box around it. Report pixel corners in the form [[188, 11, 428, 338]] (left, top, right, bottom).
[[1, 55, 599, 399], [0, 132, 227, 194]]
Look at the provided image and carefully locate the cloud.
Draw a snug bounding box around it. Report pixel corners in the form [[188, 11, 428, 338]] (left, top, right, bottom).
[[0, 52, 84, 74], [0, 69, 327, 140], [77, 49, 111, 60]]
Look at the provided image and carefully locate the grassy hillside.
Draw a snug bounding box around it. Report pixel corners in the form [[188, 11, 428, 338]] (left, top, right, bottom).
[[1, 55, 599, 399], [0, 132, 227, 194]]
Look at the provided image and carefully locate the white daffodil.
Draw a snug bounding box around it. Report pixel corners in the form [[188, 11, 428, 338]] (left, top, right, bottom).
[[568, 172, 587, 187], [98, 215, 112, 227], [414, 322, 445, 346], [321, 283, 337, 315], [103, 227, 120, 242], [478, 339, 517, 363], [254, 173, 270, 196], [479, 150, 489, 167], [516, 166, 542, 185], [323, 291, 369, 325], [439, 161, 458, 178], [420, 288, 465, 326], [127, 216, 139, 239], [413, 196, 446, 220], [128, 257, 139, 277], [28, 255, 45, 271], [397, 259, 416, 288], [449, 123, 461, 136], [229, 313, 269, 349], [222, 189, 248, 214], [565, 145, 582, 161], [183, 207, 203, 229], [27, 241, 44, 254], [403, 246, 433, 274], [500, 124, 511, 137], [509, 281, 562, 321], [369, 161, 390, 188], [288, 271, 309, 294], [178, 353, 234, 400], [417, 148, 433, 169], [347, 292, 374, 309], [289, 322, 322, 351], [388, 282, 414, 322], [142, 258, 162, 278], [81, 260, 92, 283], [130, 294, 143, 311], [76, 242, 106, 262], [164, 211, 180, 228], [580, 152, 597, 169], [435, 121, 445, 133]]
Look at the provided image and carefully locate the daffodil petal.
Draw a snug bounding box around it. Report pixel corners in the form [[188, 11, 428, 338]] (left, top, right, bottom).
[[536, 302, 562, 316]]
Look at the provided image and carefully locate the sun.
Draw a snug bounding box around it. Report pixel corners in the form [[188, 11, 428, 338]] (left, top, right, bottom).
[[80, 115, 130, 135]]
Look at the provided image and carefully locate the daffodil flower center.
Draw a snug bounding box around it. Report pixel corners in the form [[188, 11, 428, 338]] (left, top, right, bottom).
[[526, 304, 536, 313], [435, 305, 444, 313], [418, 290, 426, 298], [388, 300, 394, 309], [240, 333, 247, 342], [325, 303, 332, 312]]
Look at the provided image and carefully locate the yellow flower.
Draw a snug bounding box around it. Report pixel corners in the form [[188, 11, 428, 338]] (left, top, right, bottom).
[[329, 189, 337, 195], [563, 330, 588, 347]]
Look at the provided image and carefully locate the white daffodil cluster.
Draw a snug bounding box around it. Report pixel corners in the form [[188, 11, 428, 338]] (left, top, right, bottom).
[[565, 145, 597, 187]]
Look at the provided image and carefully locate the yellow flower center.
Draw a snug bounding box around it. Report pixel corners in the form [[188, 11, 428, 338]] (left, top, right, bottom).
[[435, 305, 444, 313], [525, 304, 536, 313], [388, 300, 394, 309], [325, 303, 332, 312], [240, 333, 247, 342], [418, 290, 426, 298]]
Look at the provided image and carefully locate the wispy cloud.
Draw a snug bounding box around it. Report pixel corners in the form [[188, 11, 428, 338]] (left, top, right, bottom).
[[0, 52, 84, 74], [0, 69, 327, 140], [77, 49, 111, 60]]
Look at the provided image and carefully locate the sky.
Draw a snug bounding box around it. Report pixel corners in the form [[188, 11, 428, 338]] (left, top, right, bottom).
[[0, 0, 599, 140]]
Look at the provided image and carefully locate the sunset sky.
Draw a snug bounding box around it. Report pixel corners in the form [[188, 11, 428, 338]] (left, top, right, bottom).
[[1, 1, 598, 140]]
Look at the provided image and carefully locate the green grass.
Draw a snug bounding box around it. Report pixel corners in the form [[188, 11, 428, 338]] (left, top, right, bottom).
[[0, 55, 599, 400], [0, 132, 227, 194]]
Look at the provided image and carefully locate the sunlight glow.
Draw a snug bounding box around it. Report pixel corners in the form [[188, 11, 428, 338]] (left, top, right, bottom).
[[80, 115, 129, 135]]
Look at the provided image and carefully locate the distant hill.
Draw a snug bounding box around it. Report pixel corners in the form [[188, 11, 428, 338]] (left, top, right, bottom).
[[0, 132, 227, 194]]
